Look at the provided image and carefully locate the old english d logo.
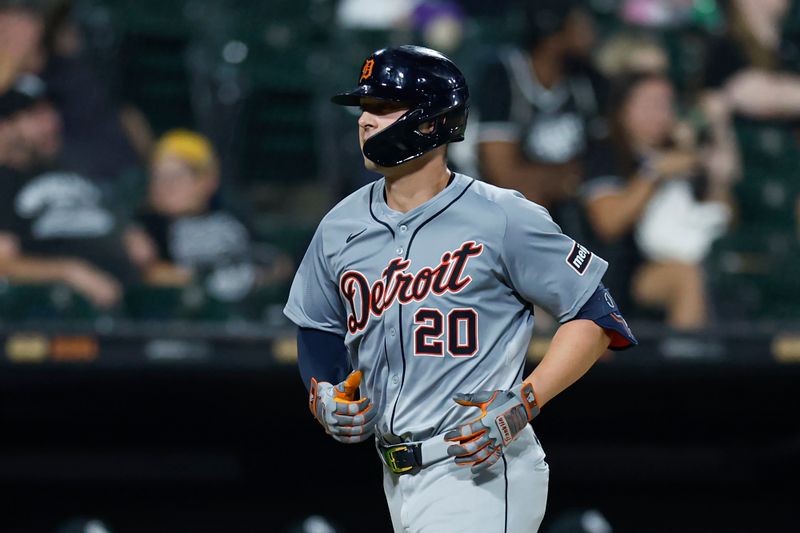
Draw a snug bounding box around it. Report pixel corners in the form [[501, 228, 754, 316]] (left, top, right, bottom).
[[360, 58, 375, 82]]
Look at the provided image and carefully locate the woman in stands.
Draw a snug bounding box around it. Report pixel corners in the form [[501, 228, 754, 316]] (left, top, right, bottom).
[[581, 73, 738, 331]]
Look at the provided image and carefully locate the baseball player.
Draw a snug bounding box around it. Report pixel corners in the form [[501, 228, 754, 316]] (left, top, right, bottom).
[[284, 45, 636, 532]]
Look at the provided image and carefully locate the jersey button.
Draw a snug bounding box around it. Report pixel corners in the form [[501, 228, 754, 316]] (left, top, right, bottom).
[[399, 224, 407, 232], [391, 375, 400, 385], [396, 247, 404, 255], [390, 328, 396, 337]]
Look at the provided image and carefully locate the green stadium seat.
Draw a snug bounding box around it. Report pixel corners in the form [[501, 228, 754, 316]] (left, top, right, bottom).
[[707, 226, 800, 319], [254, 221, 316, 260], [237, 85, 317, 184], [123, 280, 293, 322], [0, 284, 98, 322], [733, 119, 800, 229], [116, 31, 196, 134], [123, 286, 188, 320], [102, 0, 194, 35]]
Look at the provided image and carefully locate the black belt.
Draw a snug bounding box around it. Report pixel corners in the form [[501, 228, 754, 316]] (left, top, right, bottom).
[[379, 443, 423, 474], [376, 434, 451, 475]]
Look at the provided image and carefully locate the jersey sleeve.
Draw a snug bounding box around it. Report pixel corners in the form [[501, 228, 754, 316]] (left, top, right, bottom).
[[283, 223, 347, 336], [500, 193, 608, 322]]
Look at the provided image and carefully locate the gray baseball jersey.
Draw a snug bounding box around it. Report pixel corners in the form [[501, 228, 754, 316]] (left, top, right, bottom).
[[284, 173, 607, 441]]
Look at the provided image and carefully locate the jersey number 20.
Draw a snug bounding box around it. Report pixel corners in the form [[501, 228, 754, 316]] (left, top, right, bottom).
[[413, 308, 478, 357]]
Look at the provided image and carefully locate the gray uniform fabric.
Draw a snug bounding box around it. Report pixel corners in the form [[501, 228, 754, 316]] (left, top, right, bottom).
[[383, 426, 549, 533], [284, 173, 607, 442]]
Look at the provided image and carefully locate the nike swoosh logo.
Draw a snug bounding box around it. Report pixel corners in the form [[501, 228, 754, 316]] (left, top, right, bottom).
[[346, 228, 367, 244]]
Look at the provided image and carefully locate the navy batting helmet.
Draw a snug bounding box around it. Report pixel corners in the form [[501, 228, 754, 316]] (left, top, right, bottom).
[[331, 45, 469, 167]]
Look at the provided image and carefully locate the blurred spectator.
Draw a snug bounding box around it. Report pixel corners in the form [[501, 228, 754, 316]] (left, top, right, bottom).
[[40, 0, 152, 189], [336, 0, 418, 29], [702, 0, 800, 235], [581, 73, 737, 330], [411, 1, 466, 54], [595, 32, 670, 77], [125, 130, 293, 303], [475, 0, 607, 232], [620, 0, 698, 28], [0, 82, 32, 167], [0, 1, 45, 91], [0, 78, 138, 309], [704, 0, 800, 121]]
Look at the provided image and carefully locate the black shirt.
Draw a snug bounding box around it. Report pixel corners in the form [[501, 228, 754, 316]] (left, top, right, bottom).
[[0, 165, 139, 285], [579, 143, 643, 310], [475, 48, 608, 237], [704, 32, 800, 89], [135, 210, 260, 302], [702, 35, 800, 223], [475, 48, 608, 164], [704, 37, 751, 90], [43, 54, 141, 184]]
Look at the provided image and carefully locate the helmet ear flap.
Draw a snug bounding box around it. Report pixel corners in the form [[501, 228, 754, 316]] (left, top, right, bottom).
[[416, 119, 437, 136], [416, 115, 445, 136]]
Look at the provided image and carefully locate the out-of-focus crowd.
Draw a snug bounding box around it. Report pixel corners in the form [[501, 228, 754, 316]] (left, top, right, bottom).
[[336, 0, 800, 331], [1, 0, 799, 330], [467, 0, 800, 332], [0, 0, 295, 321]]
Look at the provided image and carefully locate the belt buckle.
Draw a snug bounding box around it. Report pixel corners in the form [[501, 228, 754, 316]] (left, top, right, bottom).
[[383, 445, 414, 474]]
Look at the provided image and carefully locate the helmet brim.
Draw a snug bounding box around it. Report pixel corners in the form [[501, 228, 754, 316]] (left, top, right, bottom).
[[331, 84, 424, 106], [330, 89, 365, 106]]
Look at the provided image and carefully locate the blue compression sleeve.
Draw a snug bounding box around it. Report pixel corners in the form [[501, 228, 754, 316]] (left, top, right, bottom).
[[571, 283, 638, 351], [297, 327, 350, 390]]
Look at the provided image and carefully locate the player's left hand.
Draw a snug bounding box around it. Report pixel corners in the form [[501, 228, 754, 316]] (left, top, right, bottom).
[[444, 383, 540, 474]]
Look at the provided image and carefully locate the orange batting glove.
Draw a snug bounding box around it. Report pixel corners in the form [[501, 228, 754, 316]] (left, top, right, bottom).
[[309, 370, 377, 443]]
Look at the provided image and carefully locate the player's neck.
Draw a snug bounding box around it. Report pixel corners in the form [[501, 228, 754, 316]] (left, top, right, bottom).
[[383, 157, 452, 213]]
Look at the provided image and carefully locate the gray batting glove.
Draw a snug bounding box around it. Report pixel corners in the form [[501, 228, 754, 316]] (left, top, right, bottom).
[[444, 383, 540, 474], [309, 370, 377, 443]]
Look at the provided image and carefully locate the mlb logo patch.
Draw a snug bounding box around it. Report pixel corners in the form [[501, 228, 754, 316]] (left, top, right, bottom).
[[566, 242, 593, 275]]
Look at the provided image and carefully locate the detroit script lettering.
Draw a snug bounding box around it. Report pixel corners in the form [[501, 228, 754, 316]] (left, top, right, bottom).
[[340, 241, 483, 334]]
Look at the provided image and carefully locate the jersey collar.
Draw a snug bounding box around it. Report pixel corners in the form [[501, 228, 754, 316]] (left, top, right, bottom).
[[372, 172, 471, 225]]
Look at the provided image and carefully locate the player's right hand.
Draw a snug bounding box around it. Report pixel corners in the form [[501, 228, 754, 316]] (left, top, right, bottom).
[[309, 370, 377, 443]]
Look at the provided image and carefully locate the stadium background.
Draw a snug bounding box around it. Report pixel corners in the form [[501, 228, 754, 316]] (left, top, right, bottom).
[[0, 0, 799, 531]]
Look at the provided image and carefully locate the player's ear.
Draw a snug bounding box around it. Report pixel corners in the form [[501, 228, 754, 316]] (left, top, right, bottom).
[[418, 120, 437, 135]]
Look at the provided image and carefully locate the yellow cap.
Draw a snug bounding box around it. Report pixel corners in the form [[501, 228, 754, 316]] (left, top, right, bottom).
[[152, 129, 217, 172]]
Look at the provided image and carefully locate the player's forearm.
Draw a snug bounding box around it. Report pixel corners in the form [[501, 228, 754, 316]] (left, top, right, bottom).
[[297, 327, 349, 390], [524, 319, 611, 407]]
